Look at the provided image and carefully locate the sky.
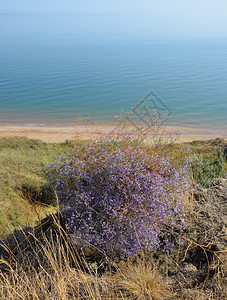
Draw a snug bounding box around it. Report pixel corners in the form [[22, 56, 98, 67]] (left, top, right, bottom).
[[1, 0, 227, 39]]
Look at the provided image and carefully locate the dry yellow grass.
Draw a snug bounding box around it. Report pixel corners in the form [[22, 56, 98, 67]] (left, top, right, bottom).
[[0, 222, 171, 300], [0, 136, 226, 299]]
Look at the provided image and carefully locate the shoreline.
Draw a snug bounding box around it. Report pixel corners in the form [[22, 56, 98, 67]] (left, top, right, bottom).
[[0, 124, 226, 143]]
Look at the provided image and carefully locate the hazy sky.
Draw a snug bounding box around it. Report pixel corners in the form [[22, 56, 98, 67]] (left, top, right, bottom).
[[1, 0, 227, 39]]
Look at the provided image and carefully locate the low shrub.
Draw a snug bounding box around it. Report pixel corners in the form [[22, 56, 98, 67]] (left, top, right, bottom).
[[20, 183, 56, 205], [191, 148, 226, 187], [47, 139, 191, 258]]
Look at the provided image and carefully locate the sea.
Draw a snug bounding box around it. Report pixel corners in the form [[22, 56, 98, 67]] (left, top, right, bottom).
[[0, 15, 227, 134]]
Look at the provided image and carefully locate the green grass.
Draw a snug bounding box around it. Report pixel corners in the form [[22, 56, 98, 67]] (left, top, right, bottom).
[[0, 136, 226, 232], [168, 139, 227, 173], [0, 137, 87, 232], [0, 136, 226, 299]]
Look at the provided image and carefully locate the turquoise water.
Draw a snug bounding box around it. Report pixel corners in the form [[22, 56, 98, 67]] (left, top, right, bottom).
[[0, 16, 227, 132]]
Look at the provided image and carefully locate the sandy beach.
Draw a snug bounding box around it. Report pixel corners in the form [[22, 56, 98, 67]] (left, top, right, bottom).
[[0, 125, 226, 143]]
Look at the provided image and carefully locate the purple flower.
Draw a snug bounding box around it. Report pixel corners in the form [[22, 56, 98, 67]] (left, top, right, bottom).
[[46, 139, 191, 258]]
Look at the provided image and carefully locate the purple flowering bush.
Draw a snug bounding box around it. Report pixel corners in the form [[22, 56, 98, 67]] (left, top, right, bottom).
[[47, 139, 190, 258]]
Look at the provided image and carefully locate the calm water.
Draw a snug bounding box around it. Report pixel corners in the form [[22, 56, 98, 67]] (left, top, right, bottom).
[[0, 16, 227, 132]]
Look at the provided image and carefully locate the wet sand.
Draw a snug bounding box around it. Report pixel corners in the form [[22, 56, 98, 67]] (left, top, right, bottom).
[[0, 125, 226, 143]]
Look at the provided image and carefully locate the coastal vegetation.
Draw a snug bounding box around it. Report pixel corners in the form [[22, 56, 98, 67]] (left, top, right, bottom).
[[0, 135, 226, 299]]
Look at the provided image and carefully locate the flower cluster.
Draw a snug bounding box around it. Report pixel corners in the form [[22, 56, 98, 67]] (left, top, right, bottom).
[[47, 139, 190, 258]]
